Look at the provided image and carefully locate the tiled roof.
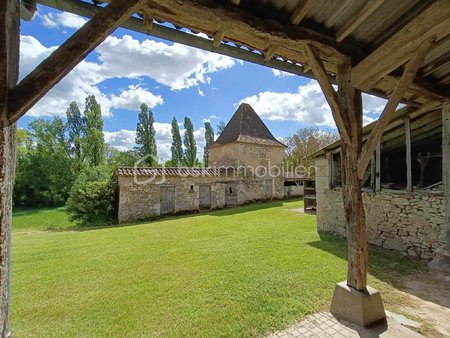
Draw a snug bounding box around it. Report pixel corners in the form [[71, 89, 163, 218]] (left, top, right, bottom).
[[115, 167, 238, 177], [211, 103, 285, 148]]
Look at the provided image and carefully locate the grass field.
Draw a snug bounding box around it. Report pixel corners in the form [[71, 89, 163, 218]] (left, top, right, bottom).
[[11, 200, 424, 337]]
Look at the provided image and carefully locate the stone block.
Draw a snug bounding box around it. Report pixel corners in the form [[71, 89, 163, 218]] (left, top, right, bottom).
[[330, 282, 386, 327]]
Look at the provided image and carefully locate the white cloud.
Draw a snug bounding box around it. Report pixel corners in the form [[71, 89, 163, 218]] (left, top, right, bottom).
[[239, 80, 392, 127], [104, 124, 206, 162], [198, 88, 205, 97], [110, 85, 163, 110], [19, 34, 237, 118], [41, 12, 87, 29], [272, 69, 295, 78]]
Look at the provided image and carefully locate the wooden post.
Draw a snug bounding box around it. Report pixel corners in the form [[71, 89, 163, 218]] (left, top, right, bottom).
[[375, 143, 381, 191], [443, 103, 450, 248], [405, 116, 412, 192], [0, 0, 19, 336]]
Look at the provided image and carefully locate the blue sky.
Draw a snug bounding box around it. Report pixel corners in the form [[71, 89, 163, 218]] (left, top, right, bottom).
[[18, 5, 387, 161]]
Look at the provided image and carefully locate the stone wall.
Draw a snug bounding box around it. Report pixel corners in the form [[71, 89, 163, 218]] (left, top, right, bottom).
[[315, 157, 446, 259]]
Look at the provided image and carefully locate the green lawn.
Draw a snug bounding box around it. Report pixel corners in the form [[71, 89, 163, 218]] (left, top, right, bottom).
[[11, 200, 424, 337], [12, 206, 73, 231]]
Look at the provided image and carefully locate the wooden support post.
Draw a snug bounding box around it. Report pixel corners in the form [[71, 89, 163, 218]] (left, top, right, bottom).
[[0, 0, 19, 336], [404, 116, 412, 192], [7, 0, 143, 123], [443, 103, 450, 248], [370, 153, 375, 191], [375, 143, 381, 191]]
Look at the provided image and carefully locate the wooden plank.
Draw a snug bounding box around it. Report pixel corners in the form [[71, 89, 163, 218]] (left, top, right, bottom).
[[404, 116, 412, 192], [304, 44, 350, 144], [213, 30, 225, 48], [351, 0, 450, 91], [290, 0, 317, 25], [357, 37, 434, 179], [0, 0, 19, 335], [264, 45, 279, 62], [325, 0, 352, 27], [443, 103, 450, 248], [370, 153, 376, 191], [7, 0, 143, 123], [336, 0, 384, 42]]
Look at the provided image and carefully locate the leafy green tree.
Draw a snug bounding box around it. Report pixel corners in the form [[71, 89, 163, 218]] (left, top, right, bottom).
[[135, 103, 157, 166], [66, 166, 114, 224], [170, 116, 183, 167], [183, 117, 197, 167], [203, 121, 215, 166], [83, 95, 105, 166], [105, 145, 137, 168], [216, 121, 226, 135], [66, 101, 86, 170]]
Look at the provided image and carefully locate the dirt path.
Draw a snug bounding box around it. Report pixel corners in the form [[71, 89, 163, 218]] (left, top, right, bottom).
[[391, 270, 450, 337]]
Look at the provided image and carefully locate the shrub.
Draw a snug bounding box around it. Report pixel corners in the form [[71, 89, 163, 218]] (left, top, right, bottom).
[[66, 166, 115, 225]]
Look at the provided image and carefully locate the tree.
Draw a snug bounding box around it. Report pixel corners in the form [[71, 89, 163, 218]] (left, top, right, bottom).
[[170, 116, 183, 167], [66, 101, 86, 170], [135, 103, 158, 166], [284, 127, 339, 174], [183, 117, 197, 166], [83, 95, 105, 166], [203, 121, 215, 166], [216, 120, 226, 135]]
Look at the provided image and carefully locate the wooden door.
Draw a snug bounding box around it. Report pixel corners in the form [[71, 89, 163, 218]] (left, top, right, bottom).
[[160, 186, 175, 215], [199, 185, 211, 210]]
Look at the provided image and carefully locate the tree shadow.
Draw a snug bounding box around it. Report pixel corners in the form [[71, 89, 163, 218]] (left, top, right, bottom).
[[307, 231, 450, 309]]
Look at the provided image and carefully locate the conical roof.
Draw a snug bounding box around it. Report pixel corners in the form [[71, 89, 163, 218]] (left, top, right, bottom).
[[212, 103, 285, 147]]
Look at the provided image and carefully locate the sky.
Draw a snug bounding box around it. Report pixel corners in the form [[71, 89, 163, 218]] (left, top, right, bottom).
[[18, 5, 389, 162]]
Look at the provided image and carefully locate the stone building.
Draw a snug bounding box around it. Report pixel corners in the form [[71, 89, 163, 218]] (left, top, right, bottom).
[[115, 103, 296, 223], [312, 106, 447, 260]]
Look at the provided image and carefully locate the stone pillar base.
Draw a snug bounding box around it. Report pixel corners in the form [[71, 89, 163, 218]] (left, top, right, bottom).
[[330, 281, 386, 327], [428, 248, 450, 273]]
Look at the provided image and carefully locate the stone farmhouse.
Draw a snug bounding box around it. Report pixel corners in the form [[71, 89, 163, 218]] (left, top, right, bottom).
[[312, 105, 447, 262], [115, 103, 306, 223]]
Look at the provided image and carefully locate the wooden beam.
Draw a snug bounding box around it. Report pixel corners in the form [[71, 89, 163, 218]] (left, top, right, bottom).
[[375, 142, 381, 191], [143, 9, 153, 32], [325, 0, 352, 27], [443, 103, 450, 248], [357, 37, 434, 179], [404, 116, 412, 192], [7, 0, 143, 123], [213, 30, 225, 48], [351, 0, 450, 91], [336, 0, 384, 42], [230, 0, 240, 5], [290, 0, 317, 25], [304, 44, 350, 144], [264, 45, 278, 62]]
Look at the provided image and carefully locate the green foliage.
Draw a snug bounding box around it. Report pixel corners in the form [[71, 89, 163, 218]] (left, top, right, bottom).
[[105, 145, 137, 168], [183, 116, 197, 166], [170, 116, 183, 167], [66, 101, 86, 171], [83, 95, 105, 166], [203, 121, 215, 166], [216, 120, 226, 135], [66, 166, 114, 224], [14, 119, 74, 207], [135, 103, 158, 166]]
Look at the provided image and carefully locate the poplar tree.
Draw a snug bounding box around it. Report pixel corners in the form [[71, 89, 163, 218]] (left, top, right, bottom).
[[66, 101, 86, 170], [83, 95, 105, 166], [135, 103, 158, 166], [183, 117, 197, 167], [203, 121, 215, 166], [170, 116, 183, 166]]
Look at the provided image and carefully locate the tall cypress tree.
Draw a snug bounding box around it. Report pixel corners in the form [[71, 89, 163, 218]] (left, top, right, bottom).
[[83, 95, 104, 166], [170, 116, 183, 167], [66, 101, 86, 170], [203, 121, 215, 166], [135, 103, 158, 166], [183, 117, 197, 167]]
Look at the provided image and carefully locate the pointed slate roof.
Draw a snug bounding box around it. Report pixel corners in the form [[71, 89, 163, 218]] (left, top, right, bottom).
[[211, 103, 285, 148]]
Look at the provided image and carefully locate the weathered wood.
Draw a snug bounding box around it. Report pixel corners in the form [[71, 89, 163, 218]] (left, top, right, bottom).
[[213, 30, 225, 48], [264, 45, 279, 62], [370, 153, 375, 191], [357, 37, 434, 179], [404, 116, 412, 192], [8, 0, 143, 123], [375, 142, 381, 191], [351, 0, 450, 91], [336, 0, 384, 42], [443, 103, 450, 248], [304, 44, 351, 145], [0, 0, 19, 336], [290, 0, 317, 25], [336, 62, 367, 291]]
